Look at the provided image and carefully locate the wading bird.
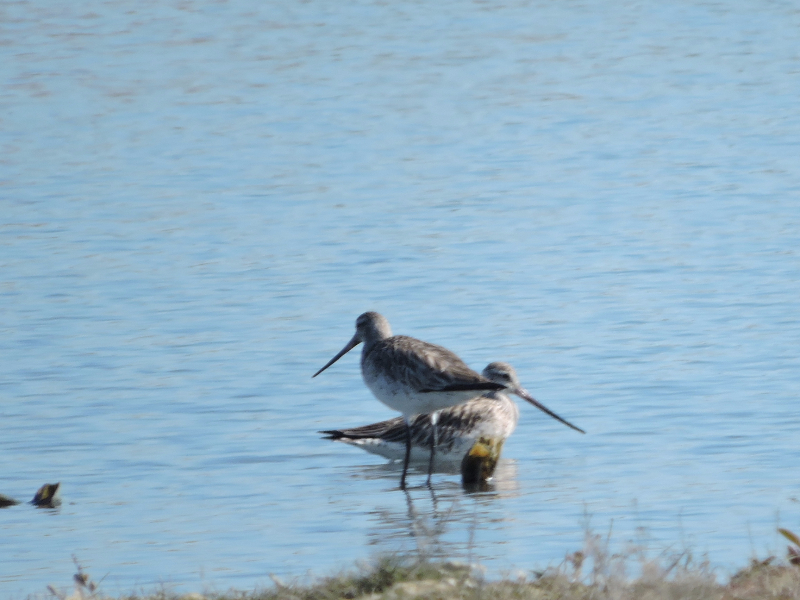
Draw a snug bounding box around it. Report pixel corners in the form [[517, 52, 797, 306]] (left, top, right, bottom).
[[320, 362, 584, 480], [313, 312, 506, 488]]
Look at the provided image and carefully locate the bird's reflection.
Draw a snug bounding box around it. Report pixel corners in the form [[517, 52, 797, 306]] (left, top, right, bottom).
[[357, 458, 521, 562], [319, 361, 584, 490], [355, 456, 520, 496]]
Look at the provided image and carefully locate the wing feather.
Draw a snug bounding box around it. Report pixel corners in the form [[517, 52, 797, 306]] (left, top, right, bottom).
[[365, 336, 501, 393]]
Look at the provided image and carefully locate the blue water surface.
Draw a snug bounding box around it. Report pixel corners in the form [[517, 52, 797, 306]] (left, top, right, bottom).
[[3, 0, 800, 596]]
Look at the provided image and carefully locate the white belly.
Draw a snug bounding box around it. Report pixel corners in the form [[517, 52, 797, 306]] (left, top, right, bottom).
[[362, 370, 483, 416], [341, 436, 473, 467]]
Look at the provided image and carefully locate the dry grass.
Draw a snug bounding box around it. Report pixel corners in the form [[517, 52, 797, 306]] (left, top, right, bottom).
[[41, 532, 800, 600]]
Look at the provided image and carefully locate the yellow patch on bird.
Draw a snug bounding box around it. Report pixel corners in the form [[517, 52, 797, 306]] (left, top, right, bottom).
[[468, 442, 492, 458]]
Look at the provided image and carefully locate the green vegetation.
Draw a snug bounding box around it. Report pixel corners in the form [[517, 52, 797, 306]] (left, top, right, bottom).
[[42, 529, 800, 600]]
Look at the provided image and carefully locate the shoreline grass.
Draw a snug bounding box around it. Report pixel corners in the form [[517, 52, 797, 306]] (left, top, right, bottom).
[[41, 531, 800, 600]]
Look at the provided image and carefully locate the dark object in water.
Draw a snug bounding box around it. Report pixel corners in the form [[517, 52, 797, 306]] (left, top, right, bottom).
[[0, 493, 20, 508], [461, 437, 503, 492], [31, 482, 61, 508]]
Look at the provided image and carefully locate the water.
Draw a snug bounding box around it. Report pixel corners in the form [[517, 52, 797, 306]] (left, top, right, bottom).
[[3, 0, 800, 595]]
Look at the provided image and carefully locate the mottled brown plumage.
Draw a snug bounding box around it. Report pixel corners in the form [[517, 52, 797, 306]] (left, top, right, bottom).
[[320, 361, 584, 477], [315, 314, 585, 488], [321, 383, 518, 460], [360, 334, 504, 413], [314, 312, 505, 488]]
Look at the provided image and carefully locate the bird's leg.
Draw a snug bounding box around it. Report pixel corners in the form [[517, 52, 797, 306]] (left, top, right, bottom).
[[401, 416, 412, 490], [426, 411, 439, 487]]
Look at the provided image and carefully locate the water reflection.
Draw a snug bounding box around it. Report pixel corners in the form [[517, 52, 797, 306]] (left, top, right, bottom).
[[351, 456, 521, 493], [357, 459, 521, 563], [5, 0, 800, 592], [468, 460, 521, 498]]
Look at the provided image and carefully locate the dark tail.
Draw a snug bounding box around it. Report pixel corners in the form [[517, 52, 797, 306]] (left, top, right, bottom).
[[319, 416, 407, 442]]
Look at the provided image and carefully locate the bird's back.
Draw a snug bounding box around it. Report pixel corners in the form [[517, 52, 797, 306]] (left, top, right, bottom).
[[321, 393, 519, 460], [361, 335, 502, 414]]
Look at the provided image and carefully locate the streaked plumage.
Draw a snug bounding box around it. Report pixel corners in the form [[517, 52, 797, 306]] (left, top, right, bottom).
[[314, 312, 505, 488], [321, 362, 584, 475], [314, 312, 504, 416], [322, 362, 519, 465]]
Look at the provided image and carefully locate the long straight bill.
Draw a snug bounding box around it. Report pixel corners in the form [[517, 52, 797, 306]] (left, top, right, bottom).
[[312, 334, 361, 377], [515, 388, 585, 434]]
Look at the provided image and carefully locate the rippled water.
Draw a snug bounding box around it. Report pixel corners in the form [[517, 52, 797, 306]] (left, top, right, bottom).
[[3, 0, 800, 596]]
